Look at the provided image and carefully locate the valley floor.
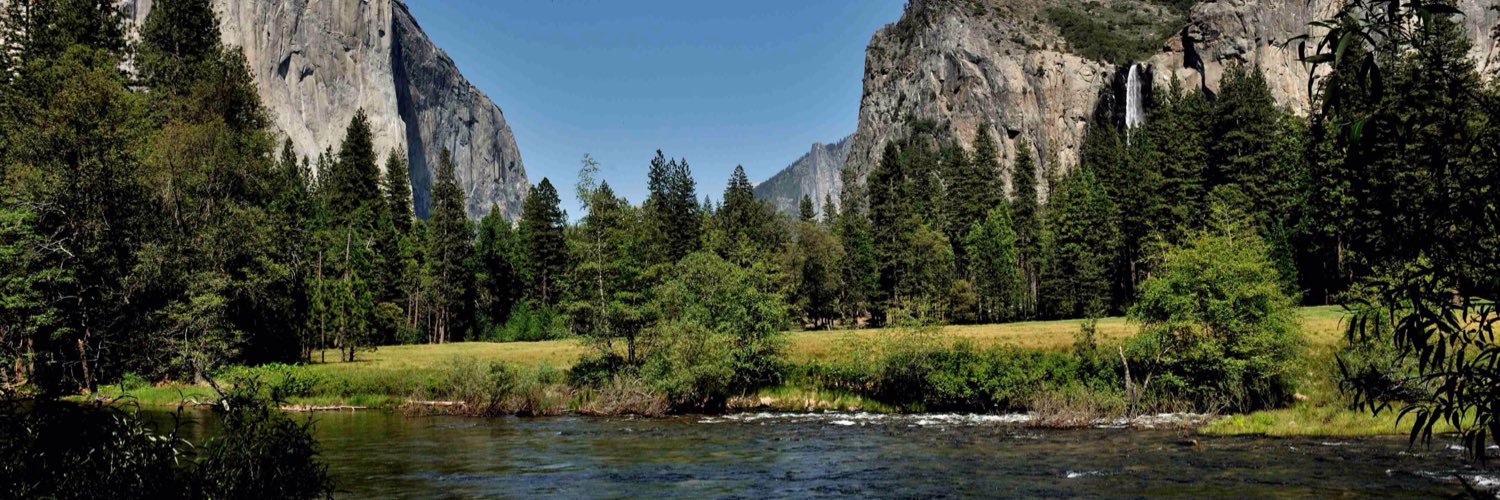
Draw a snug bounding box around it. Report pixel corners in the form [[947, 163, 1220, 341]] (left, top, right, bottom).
[[95, 305, 1451, 438]]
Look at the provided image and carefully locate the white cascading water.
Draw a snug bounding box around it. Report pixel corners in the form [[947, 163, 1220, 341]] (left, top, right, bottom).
[[1125, 63, 1145, 144]]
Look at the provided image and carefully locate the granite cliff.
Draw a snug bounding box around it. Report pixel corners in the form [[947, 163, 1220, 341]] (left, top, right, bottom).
[[1149, 0, 1499, 113], [840, 0, 1499, 203], [123, 0, 528, 219], [754, 137, 851, 217]]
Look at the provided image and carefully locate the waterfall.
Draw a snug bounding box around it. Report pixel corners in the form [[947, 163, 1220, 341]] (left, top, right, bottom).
[[1125, 63, 1145, 135]]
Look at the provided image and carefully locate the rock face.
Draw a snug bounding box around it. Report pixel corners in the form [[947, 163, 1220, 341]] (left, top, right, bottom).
[[1148, 0, 1500, 113], [754, 136, 851, 217], [846, 0, 1500, 202], [391, 2, 527, 219], [846, 0, 1113, 202], [123, 0, 528, 219]]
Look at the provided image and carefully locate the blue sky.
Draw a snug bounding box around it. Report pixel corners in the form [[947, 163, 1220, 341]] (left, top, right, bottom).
[[402, 0, 906, 210]]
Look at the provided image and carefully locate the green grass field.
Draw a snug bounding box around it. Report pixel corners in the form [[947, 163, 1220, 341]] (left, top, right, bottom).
[[93, 305, 1446, 437]]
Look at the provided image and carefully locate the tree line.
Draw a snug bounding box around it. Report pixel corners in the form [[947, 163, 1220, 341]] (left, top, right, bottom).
[[2, 0, 1497, 460]]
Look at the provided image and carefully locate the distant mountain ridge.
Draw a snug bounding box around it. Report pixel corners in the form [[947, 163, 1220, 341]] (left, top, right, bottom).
[[754, 136, 852, 217]]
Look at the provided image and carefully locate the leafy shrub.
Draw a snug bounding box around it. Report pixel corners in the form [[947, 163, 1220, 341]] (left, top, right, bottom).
[[567, 352, 631, 388], [119, 372, 149, 391], [1, 381, 334, 499], [806, 318, 1106, 412], [216, 363, 321, 399], [1125, 213, 1303, 412], [1027, 383, 1129, 427], [1334, 306, 1427, 404], [574, 375, 669, 417], [641, 321, 736, 410], [0, 400, 189, 499], [195, 379, 334, 499], [434, 357, 567, 416], [640, 252, 791, 408]]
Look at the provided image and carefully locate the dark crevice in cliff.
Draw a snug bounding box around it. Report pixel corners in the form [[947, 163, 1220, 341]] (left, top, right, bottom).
[[390, 8, 432, 220]]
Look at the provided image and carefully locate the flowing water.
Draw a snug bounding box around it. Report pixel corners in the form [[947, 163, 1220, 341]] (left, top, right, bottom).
[[153, 409, 1497, 498], [1125, 63, 1145, 144]]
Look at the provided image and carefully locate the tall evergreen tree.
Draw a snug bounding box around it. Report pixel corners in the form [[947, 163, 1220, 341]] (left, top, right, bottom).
[[425, 149, 473, 343], [521, 177, 568, 306], [1209, 64, 1307, 292], [945, 123, 1004, 263], [323, 110, 381, 222], [1010, 139, 1043, 318], [136, 0, 220, 92], [382, 149, 414, 233], [868, 142, 913, 313], [268, 140, 319, 360], [836, 166, 878, 326], [1083, 115, 1158, 310], [714, 165, 779, 264], [798, 194, 816, 223], [1145, 76, 1212, 243], [643, 150, 700, 265], [1040, 165, 1118, 319], [475, 203, 522, 336], [965, 203, 1022, 322], [569, 180, 648, 362]]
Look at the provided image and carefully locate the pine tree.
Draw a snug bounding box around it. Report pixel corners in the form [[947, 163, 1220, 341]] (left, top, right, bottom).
[[1081, 115, 1155, 311], [643, 150, 700, 265], [1209, 64, 1306, 292], [945, 123, 1004, 262], [836, 166, 878, 326], [521, 177, 568, 306], [425, 149, 473, 343], [715, 165, 778, 264], [324, 110, 381, 223], [1010, 139, 1043, 318], [475, 203, 521, 336], [569, 181, 648, 362], [821, 194, 838, 227], [137, 0, 220, 92], [1040, 165, 1118, 319], [965, 203, 1022, 322], [382, 149, 414, 233], [1146, 76, 1211, 244], [868, 142, 912, 313], [798, 194, 816, 223], [269, 140, 319, 360]]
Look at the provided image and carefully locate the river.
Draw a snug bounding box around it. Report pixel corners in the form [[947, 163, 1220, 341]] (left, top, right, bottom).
[[154, 410, 1495, 497]]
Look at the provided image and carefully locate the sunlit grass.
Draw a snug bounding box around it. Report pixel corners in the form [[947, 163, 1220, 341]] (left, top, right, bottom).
[[87, 305, 1440, 438], [735, 384, 898, 413], [1198, 305, 1463, 437]]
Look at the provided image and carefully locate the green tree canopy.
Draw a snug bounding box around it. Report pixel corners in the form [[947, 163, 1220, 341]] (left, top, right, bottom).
[[1126, 202, 1303, 412], [521, 177, 568, 306]]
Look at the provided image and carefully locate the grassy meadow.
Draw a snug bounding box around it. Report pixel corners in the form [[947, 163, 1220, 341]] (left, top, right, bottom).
[[92, 305, 1449, 437]]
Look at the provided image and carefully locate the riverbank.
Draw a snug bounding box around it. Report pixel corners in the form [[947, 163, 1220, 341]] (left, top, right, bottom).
[[86, 306, 1452, 436]]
